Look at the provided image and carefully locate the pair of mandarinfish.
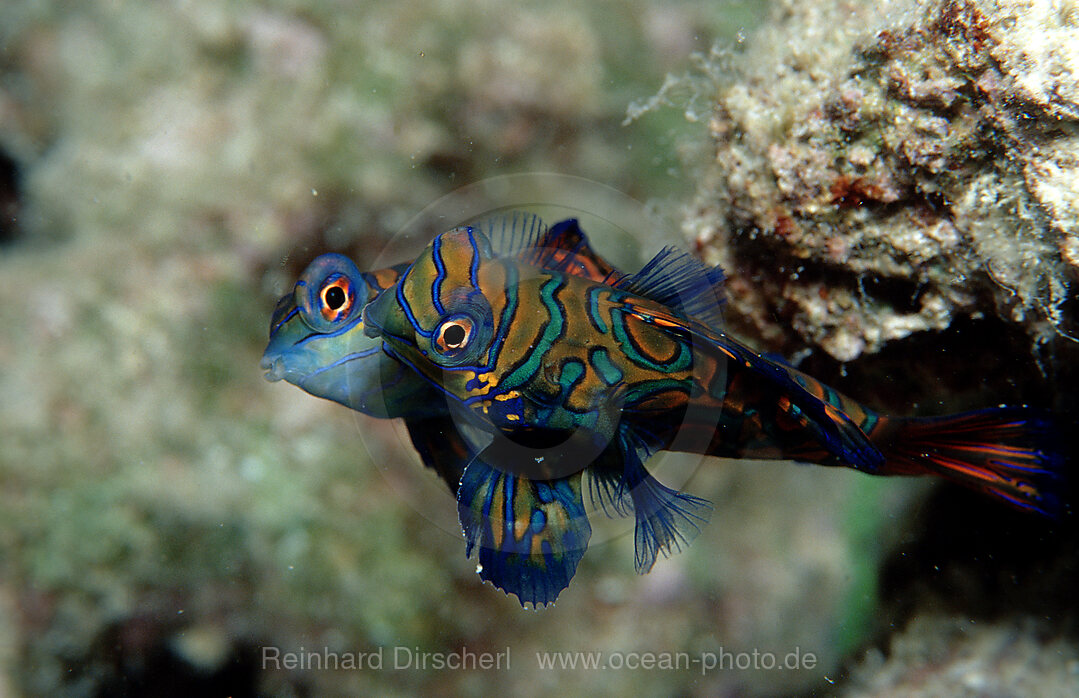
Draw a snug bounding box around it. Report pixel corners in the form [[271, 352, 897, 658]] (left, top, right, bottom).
[[262, 212, 1064, 607]]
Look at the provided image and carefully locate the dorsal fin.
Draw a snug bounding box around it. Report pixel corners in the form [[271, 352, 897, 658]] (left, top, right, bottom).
[[524, 218, 619, 281], [471, 213, 623, 284], [470, 213, 725, 327], [531, 219, 588, 273], [613, 247, 725, 328], [471, 211, 549, 260]]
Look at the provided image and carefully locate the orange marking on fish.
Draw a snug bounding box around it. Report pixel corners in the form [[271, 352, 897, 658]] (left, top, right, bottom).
[[489, 479, 505, 550]]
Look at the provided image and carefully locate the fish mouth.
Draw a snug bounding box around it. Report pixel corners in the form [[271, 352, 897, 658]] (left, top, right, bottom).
[[260, 354, 287, 382]]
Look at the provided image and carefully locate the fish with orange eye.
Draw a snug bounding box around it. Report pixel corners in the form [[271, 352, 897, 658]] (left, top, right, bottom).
[[363, 217, 1066, 607], [261, 214, 620, 494]]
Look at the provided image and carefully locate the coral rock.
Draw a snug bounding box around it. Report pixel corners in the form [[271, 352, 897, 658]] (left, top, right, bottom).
[[690, 0, 1079, 360]]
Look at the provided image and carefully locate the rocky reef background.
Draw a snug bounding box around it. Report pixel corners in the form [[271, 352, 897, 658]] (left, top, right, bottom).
[[685, 0, 1079, 695], [0, 0, 1076, 696]]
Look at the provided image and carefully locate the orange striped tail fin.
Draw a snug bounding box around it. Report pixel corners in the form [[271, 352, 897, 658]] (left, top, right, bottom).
[[875, 407, 1067, 517]]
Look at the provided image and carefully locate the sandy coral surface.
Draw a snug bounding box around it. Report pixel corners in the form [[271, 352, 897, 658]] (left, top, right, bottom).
[[690, 0, 1079, 362]]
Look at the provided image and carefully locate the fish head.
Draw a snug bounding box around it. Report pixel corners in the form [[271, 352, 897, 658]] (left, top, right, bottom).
[[261, 253, 411, 418], [364, 227, 498, 392]]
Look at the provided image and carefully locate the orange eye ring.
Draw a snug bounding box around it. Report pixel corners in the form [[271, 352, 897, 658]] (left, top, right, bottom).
[[319, 274, 355, 322], [434, 315, 474, 355], [294, 254, 363, 333]]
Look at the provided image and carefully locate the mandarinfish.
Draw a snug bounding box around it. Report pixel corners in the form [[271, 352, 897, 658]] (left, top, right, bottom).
[[262, 214, 619, 497], [362, 214, 1065, 607]]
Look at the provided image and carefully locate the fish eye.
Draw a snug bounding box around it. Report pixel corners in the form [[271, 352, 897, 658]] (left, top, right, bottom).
[[294, 254, 364, 333], [324, 284, 346, 310], [434, 315, 474, 356], [427, 290, 492, 367], [444, 323, 467, 346], [318, 274, 355, 322]]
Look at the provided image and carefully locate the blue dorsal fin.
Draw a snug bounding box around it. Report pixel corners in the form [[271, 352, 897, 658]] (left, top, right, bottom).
[[471, 211, 549, 260], [457, 454, 592, 607], [613, 247, 726, 328], [686, 324, 886, 472]]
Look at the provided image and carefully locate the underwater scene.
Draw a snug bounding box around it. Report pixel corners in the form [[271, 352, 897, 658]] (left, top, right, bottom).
[[2, 0, 1078, 695]]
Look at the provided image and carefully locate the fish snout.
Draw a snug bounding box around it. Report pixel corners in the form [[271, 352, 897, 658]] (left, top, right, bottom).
[[259, 353, 287, 382]]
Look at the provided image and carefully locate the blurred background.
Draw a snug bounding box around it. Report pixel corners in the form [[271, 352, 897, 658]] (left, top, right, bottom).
[[1, 1, 1076, 696]]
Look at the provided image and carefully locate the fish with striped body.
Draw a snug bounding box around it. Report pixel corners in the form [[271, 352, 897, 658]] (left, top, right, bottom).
[[261, 215, 618, 493], [363, 216, 1065, 606]]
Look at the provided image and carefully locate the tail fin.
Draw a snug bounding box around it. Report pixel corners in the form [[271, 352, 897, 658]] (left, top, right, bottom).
[[875, 407, 1066, 517]]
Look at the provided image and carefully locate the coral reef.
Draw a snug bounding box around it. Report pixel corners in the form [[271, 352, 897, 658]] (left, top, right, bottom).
[[845, 615, 1079, 697], [688, 0, 1079, 362], [683, 0, 1079, 693]]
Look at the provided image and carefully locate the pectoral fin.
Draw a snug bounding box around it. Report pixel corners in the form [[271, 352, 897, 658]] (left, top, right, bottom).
[[585, 430, 714, 574], [623, 450, 713, 574], [404, 415, 475, 495]]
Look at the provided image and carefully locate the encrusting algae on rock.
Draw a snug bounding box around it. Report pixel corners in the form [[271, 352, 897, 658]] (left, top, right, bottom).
[[685, 0, 1079, 362]]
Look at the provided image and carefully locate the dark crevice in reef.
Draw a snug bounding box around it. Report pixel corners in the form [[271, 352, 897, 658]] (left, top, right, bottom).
[[796, 314, 1059, 416], [802, 315, 1078, 679], [877, 481, 1079, 637], [734, 229, 937, 313], [825, 472, 1079, 695], [47, 615, 266, 698], [725, 230, 1056, 414], [0, 147, 22, 246], [834, 328, 1079, 686]]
